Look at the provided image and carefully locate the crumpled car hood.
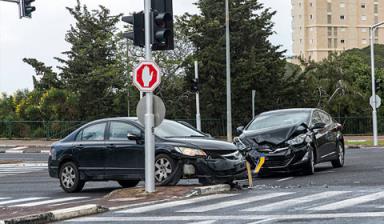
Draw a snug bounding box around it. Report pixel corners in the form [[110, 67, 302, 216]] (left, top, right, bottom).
[[169, 138, 238, 151], [241, 124, 298, 146]]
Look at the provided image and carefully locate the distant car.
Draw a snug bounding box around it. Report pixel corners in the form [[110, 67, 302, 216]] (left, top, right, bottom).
[[234, 108, 344, 175], [48, 118, 245, 193]]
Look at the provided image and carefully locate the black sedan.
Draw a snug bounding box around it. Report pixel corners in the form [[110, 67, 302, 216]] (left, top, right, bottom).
[[48, 118, 245, 192], [234, 108, 344, 175]]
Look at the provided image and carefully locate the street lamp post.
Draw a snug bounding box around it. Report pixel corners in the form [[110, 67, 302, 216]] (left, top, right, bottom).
[[225, 0, 232, 142], [370, 21, 384, 146]]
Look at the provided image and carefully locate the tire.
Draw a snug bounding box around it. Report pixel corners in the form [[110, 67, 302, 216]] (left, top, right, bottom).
[[331, 142, 345, 168], [154, 154, 181, 186], [118, 180, 140, 188], [59, 161, 85, 193], [303, 148, 315, 175]]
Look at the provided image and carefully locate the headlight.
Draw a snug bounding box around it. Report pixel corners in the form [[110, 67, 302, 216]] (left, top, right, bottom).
[[287, 134, 308, 146], [175, 147, 207, 157], [233, 137, 247, 150]]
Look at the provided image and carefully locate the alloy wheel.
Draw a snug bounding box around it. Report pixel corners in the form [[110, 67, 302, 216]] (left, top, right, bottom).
[[155, 157, 172, 183], [61, 166, 76, 189]]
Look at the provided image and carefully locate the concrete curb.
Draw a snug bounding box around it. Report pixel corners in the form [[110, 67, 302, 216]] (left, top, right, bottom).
[[185, 184, 231, 197], [0, 204, 107, 224], [0, 149, 50, 154]]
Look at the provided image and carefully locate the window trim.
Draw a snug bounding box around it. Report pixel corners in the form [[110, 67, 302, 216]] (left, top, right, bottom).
[[106, 120, 143, 141]]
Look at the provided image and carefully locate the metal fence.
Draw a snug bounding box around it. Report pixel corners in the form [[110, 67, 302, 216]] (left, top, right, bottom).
[[0, 117, 381, 139]]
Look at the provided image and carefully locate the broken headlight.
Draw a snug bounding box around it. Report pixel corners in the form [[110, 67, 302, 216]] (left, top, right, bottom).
[[287, 134, 309, 146]]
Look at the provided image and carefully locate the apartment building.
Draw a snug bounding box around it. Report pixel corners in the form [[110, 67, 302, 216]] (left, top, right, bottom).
[[292, 0, 384, 62]]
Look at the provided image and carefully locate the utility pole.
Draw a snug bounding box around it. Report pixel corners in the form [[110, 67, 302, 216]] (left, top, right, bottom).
[[252, 90, 256, 118], [225, 0, 232, 142], [195, 61, 201, 131], [370, 21, 384, 146]]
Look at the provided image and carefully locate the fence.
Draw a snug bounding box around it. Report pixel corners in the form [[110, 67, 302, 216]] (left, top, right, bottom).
[[0, 117, 381, 139]]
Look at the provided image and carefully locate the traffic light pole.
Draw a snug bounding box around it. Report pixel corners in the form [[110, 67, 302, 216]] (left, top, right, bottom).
[[144, 0, 155, 193], [195, 61, 201, 131], [370, 22, 384, 146]]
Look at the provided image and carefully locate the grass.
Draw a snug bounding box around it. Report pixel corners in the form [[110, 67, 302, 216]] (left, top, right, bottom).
[[346, 139, 384, 147]]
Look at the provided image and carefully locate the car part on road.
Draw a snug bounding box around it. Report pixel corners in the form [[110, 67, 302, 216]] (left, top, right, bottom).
[[59, 162, 84, 193]]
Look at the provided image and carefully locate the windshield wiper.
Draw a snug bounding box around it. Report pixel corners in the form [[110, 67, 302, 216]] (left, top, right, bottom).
[[166, 135, 205, 138]]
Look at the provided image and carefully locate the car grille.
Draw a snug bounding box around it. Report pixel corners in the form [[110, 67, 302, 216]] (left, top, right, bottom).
[[264, 156, 294, 168], [203, 149, 237, 157]]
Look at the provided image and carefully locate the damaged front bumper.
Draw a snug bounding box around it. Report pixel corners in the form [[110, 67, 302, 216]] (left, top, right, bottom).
[[258, 144, 310, 172], [180, 151, 246, 180]]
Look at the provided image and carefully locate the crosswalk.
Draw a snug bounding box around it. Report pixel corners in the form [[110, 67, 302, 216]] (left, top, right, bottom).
[[0, 163, 47, 177], [69, 190, 384, 223], [0, 195, 89, 207]]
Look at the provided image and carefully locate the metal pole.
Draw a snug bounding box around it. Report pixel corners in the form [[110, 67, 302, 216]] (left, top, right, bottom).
[[370, 27, 378, 146], [144, 0, 155, 193], [195, 61, 201, 131], [127, 40, 131, 117], [225, 0, 232, 142], [252, 90, 256, 118]]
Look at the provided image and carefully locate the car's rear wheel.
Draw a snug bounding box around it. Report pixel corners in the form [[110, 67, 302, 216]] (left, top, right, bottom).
[[118, 180, 140, 188], [331, 142, 345, 168], [303, 149, 315, 175], [59, 162, 85, 193], [155, 154, 181, 186]]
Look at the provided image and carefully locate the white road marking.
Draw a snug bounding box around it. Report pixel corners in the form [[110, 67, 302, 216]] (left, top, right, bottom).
[[186, 221, 216, 224], [117, 194, 236, 214], [41, 150, 50, 154], [246, 218, 277, 224], [177, 192, 293, 213], [276, 177, 294, 182], [0, 197, 47, 205], [66, 212, 384, 222], [12, 197, 88, 207], [309, 191, 384, 211], [0, 197, 11, 201], [243, 191, 349, 212]]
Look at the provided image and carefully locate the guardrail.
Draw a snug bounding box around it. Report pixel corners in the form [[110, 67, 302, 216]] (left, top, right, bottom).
[[0, 117, 382, 139]]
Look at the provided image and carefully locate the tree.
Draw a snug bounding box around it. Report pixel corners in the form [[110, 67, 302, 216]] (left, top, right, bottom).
[[22, 58, 62, 91], [55, 0, 126, 120], [179, 0, 287, 125]]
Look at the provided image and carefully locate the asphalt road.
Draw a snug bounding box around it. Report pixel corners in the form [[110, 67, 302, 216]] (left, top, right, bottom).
[[1, 147, 384, 224]]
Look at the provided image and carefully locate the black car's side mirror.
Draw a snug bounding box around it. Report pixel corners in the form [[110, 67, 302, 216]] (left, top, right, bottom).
[[127, 133, 142, 141], [236, 126, 245, 134], [312, 122, 326, 130]]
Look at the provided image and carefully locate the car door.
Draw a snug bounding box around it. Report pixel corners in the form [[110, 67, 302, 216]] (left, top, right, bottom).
[[104, 121, 145, 179], [74, 122, 107, 178], [311, 111, 328, 162], [319, 111, 338, 159]]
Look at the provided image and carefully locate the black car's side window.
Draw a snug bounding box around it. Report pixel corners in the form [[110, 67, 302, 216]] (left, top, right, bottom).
[[81, 123, 106, 141], [109, 122, 141, 141]]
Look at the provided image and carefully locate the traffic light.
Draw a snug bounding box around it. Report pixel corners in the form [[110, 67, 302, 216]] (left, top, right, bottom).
[[191, 78, 199, 92], [122, 12, 145, 47], [376, 79, 383, 93], [151, 0, 174, 51], [21, 0, 36, 18]]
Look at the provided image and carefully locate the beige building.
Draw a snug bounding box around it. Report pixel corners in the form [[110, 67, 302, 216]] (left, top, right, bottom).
[[292, 0, 384, 62]]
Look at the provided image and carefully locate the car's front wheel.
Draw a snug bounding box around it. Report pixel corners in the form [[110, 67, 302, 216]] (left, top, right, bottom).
[[331, 142, 345, 168], [59, 162, 85, 193], [154, 154, 181, 186], [303, 148, 315, 175]]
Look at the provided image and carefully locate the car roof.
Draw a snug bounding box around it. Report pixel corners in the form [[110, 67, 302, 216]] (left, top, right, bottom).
[[259, 108, 317, 116]]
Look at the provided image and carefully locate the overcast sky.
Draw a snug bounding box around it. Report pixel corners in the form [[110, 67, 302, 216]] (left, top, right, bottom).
[[0, 0, 291, 94]]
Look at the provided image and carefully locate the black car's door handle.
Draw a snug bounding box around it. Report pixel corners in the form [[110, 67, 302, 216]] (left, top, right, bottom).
[[75, 145, 84, 150]]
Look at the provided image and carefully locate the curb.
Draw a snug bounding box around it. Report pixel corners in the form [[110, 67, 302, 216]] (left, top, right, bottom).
[[0, 204, 107, 224], [185, 184, 231, 197]]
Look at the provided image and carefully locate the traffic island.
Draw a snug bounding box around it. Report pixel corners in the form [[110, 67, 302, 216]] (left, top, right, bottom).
[[0, 160, 22, 165]]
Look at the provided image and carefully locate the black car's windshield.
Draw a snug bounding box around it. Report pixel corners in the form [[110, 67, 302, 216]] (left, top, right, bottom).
[[155, 120, 205, 138], [247, 111, 310, 131]]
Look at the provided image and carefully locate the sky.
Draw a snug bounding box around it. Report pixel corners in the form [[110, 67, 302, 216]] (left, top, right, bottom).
[[0, 0, 292, 94]]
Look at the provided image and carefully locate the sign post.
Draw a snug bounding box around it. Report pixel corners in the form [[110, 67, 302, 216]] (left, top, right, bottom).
[[132, 60, 161, 193]]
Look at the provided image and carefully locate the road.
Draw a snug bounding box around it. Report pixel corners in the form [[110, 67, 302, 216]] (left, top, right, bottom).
[[1, 147, 384, 223]]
